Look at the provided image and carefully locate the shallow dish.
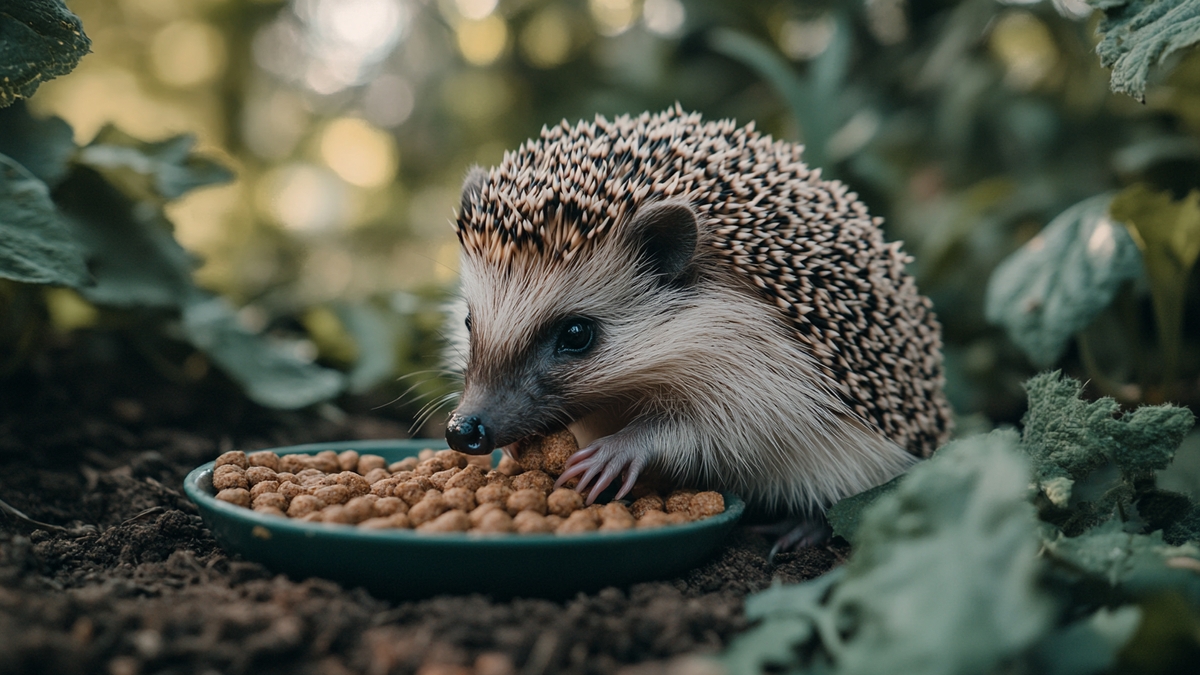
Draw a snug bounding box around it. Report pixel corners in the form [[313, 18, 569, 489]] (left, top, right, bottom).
[[184, 439, 744, 599]]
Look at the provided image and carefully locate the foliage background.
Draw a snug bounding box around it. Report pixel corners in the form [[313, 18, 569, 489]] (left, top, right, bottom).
[[8, 0, 1200, 432]]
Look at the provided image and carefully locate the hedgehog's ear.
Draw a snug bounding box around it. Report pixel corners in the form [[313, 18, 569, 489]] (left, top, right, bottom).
[[461, 166, 487, 212], [626, 200, 698, 283]]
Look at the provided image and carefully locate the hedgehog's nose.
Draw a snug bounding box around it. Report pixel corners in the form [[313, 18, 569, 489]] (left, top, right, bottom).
[[445, 413, 494, 455]]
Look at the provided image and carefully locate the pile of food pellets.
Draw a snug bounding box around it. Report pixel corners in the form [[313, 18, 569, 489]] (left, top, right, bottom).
[[209, 430, 725, 535]]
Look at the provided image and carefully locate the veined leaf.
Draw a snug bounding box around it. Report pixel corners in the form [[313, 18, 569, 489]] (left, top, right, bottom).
[[985, 194, 1143, 368], [0, 0, 91, 107], [0, 153, 88, 287], [182, 296, 346, 410], [1088, 0, 1200, 101], [1110, 184, 1200, 382], [78, 126, 234, 203]]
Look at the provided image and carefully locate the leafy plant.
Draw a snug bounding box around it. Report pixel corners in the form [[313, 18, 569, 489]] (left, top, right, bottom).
[[0, 0, 91, 107], [1089, 0, 1200, 101], [726, 372, 1200, 674]]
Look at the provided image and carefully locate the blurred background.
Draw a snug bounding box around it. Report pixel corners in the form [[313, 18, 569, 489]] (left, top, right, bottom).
[[23, 0, 1200, 435]]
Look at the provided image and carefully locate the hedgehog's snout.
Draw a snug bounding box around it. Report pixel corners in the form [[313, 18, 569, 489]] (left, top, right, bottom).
[[445, 412, 495, 455]]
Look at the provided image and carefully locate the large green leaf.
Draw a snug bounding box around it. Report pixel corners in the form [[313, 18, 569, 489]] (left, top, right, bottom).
[[0, 153, 88, 287], [985, 194, 1143, 368], [0, 0, 91, 107], [0, 102, 76, 187], [78, 126, 235, 202], [1089, 0, 1200, 101], [182, 296, 346, 410], [53, 166, 195, 308]]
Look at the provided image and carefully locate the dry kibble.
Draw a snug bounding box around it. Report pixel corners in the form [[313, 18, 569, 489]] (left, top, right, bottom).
[[313, 484, 351, 506], [337, 450, 360, 472], [275, 472, 297, 484], [688, 491, 725, 520], [547, 488, 584, 517], [474, 508, 515, 533], [601, 502, 633, 521], [599, 516, 634, 531], [374, 497, 407, 516], [360, 513, 412, 529], [544, 514, 564, 529], [358, 454, 388, 474], [287, 495, 326, 518], [442, 487, 476, 512], [665, 490, 698, 514], [666, 512, 691, 525], [630, 495, 665, 519], [311, 450, 340, 473], [334, 471, 371, 497], [247, 451, 280, 471], [637, 510, 671, 529], [516, 448, 545, 473], [300, 511, 323, 522], [415, 457, 448, 476], [254, 505, 287, 518], [344, 496, 377, 523], [557, 510, 599, 534], [484, 470, 511, 487], [371, 476, 404, 498], [429, 468, 460, 491], [418, 509, 470, 533], [216, 487, 251, 507], [363, 468, 390, 485], [539, 429, 577, 475], [244, 466, 277, 486], [279, 481, 306, 501], [215, 450, 248, 469], [512, 510, 554, 534], [418, 448, 436, 461], [436, 449, 469, 469], [466, 454, 493, 470], [389, 457, 419, 473], [278, 454, 308, 473], [394, 481, 431, 506], [506, 489, 547, 516], [511, 470, 555, 495], [469, 502, 503, 528], [250, 480, 280, 499], [296, 468, 324, 482], [445, 464, 487, 492], [252, 492, 288, 511], [212, 465, 248, 491], [321, 505, 356, 524], [408, 494, 449, 526], [475, 483, 513, 506], [496, 456, 522, 476]]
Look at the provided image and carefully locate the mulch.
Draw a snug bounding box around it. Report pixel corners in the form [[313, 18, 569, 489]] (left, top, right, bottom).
[[0, 349, 843, 675]]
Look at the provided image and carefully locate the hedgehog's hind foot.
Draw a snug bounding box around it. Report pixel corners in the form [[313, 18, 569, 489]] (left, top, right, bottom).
[[753, 517, 832, 563]]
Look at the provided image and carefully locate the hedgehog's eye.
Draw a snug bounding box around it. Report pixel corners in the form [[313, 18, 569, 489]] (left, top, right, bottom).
[[556, 318, 595, 355], [465, 313, 472, 333]]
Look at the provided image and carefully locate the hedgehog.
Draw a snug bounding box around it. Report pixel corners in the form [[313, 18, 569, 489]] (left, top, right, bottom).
[[443, 106, 952, 522]]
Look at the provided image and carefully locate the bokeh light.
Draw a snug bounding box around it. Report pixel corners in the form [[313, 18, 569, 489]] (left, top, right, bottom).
[[319, 117, 399, 188], [150, 20, 227, 88], [456, 16, 509, 66], [519, 7, 573, 68], [259, 163, 347, 233], [589, 0, 637, 37]]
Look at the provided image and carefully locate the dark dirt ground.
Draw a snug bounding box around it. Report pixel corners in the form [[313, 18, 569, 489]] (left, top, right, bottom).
[[0, 346, 843, 675]]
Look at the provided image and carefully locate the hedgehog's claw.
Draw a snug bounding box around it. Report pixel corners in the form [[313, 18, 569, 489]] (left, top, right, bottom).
[[764, 517, 832, 563], [558, 436, 645, 504]]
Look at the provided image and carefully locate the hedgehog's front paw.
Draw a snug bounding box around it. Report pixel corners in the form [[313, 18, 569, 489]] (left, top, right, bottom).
[[555, 432, 647, 504]]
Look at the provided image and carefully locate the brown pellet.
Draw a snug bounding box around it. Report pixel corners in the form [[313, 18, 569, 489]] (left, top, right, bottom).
[[418, 509, 470, 533], [408, 494, 448, 526], [252, 492, 288, 511], [344, 496, 377, 523], [496, 456, 522, 476], [334, 471, 370, 497], [337, 450, 360, 472], [630, 495, 665, 519], [511, 470, 554, 495], [389, 457, 419, 473], [360, 513, 412, 529], [247, 451, 280, 471], [475, 483, 513, 506], [637, 510, 672, 529], [358, 454, 388, 474], [506, 489, 547, 516], [244, 466, 277, 486], [279, 481, 306, 501], [547, 488, 584, 517], [363, 468, 391, 485], [445, 464, 488, 492], [436, 449, 470, 469], [313, 484, 351, 506], [212, 465, 248, 491], [557, 510, 599, 534], [469, 502, 504, 528], [278, 454, 308, 473], [665, 490, 698, 514], [688, 492, 725, 520], [250, 481, 280, 499], [216, 487, 251, 507], [287, 495, 326, 518], [374, 497, 408, 516], [512, 511, 555, 534], [394, 481, 430, 506], [474, 509, 515, 533], [429, 468, 460, 491], [215, 451, 248, 469], [311, 451, 340, 473], [321, 505, 356, 524], [442, 487, 476, 512]]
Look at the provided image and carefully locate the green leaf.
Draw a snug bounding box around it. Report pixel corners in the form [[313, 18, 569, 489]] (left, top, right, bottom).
[[77, 126, 234, 202], [0, 153, 88, 287], [1044, 521, 1200, 606], [1021, 372, 1121, 484], [1030, 607, 1143, 675], [826, 475, 901, 545], [333, 302, 400, 395], [985, 194, 1144, 368], [53, 166, 195, 308], [0, 0, 91, 107], [1089, 0, 1200, 101], [182, 296, 346, 410], [0, 102, 76, 187]]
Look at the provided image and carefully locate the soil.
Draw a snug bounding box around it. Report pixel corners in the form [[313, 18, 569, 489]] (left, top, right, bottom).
[[0, 347, 844, 675]]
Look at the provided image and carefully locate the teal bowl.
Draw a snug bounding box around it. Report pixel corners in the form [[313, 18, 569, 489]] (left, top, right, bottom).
[[184, 439, 744, 599]]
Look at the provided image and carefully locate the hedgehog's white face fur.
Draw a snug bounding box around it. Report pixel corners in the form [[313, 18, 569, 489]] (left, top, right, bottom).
[[444, 107, 950, 513]]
